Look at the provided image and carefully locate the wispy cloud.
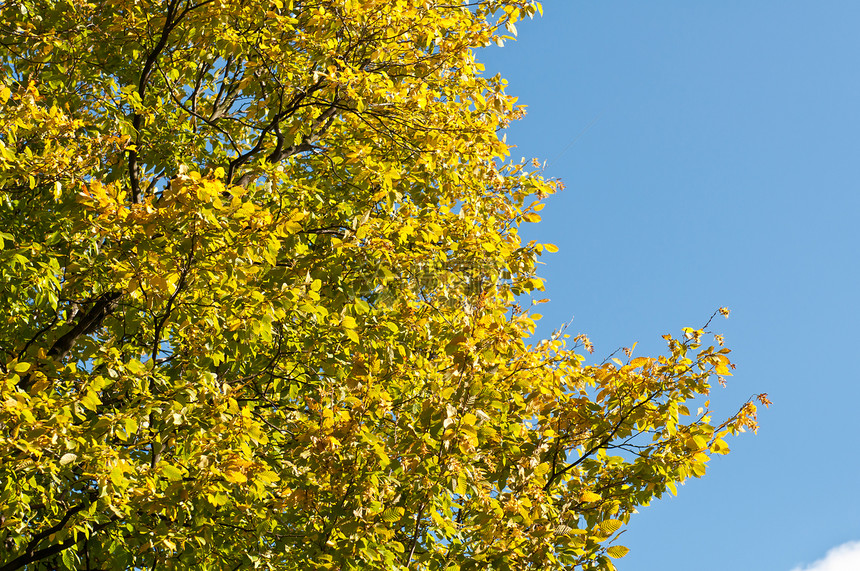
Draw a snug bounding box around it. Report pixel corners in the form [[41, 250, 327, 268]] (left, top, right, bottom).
[[791, 541, 860, 571]]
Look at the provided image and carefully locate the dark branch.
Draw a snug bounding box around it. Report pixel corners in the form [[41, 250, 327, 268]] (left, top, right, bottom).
[[17, 292, 121, 391], [0, 506, 116, 571]]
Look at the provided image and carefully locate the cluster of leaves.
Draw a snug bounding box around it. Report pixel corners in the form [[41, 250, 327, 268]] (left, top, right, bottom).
[[0, 1, 766, 569]]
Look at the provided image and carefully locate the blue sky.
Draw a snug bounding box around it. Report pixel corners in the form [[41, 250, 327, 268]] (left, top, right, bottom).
[[480, 2, 860, 570]]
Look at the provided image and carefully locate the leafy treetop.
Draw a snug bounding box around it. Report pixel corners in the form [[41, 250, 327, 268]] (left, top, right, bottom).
[[0, 1, 767, 570]]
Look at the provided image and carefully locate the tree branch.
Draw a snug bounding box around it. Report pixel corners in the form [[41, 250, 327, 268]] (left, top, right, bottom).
[[543, 390, 662, 492], [17, 292, 120, 391], [0, 507, 116, 571]]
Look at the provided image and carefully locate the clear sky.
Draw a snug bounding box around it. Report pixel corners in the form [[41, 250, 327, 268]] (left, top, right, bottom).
[[479, 2, 860, 570]]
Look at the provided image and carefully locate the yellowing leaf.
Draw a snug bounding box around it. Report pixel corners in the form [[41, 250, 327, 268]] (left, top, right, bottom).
[[223, 470, 248, 484], [607, 545, 630, 559], [710, 438, 730, 455], [110, 465, 128, 487], [123, 418, 138, 434], [598, 519, 623, 535], [381, 507, 404, 522], [80, 391, 102, 411], [162, 464, 184, 481], [715, 363, 733, 376], [384, 322, 399, 334]]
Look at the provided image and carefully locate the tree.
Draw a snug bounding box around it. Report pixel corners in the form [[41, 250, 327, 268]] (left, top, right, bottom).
[[0, 1, 768, 569]]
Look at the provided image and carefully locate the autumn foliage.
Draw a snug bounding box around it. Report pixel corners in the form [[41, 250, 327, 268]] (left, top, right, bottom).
[[0, 1, 765, 569]]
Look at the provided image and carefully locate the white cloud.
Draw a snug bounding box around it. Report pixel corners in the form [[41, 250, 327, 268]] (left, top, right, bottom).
[[791, 541, 860, 571]]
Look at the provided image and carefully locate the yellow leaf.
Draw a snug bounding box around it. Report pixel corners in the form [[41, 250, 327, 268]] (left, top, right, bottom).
[[710, 438, 730, 455], [223, 470, 248, 484], [715, 363, 732, 376], [124, 418, 138, 434], [607, 545, 630, 559], [80, 391, 102, 411], [110, 465, 128, 486], [598, 519, 623, 535], [381, 506, 404, 522], [162, 464, 184, 481]]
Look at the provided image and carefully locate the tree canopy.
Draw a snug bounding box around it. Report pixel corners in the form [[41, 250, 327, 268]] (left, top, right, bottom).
[[0, 1, 767, 569]]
